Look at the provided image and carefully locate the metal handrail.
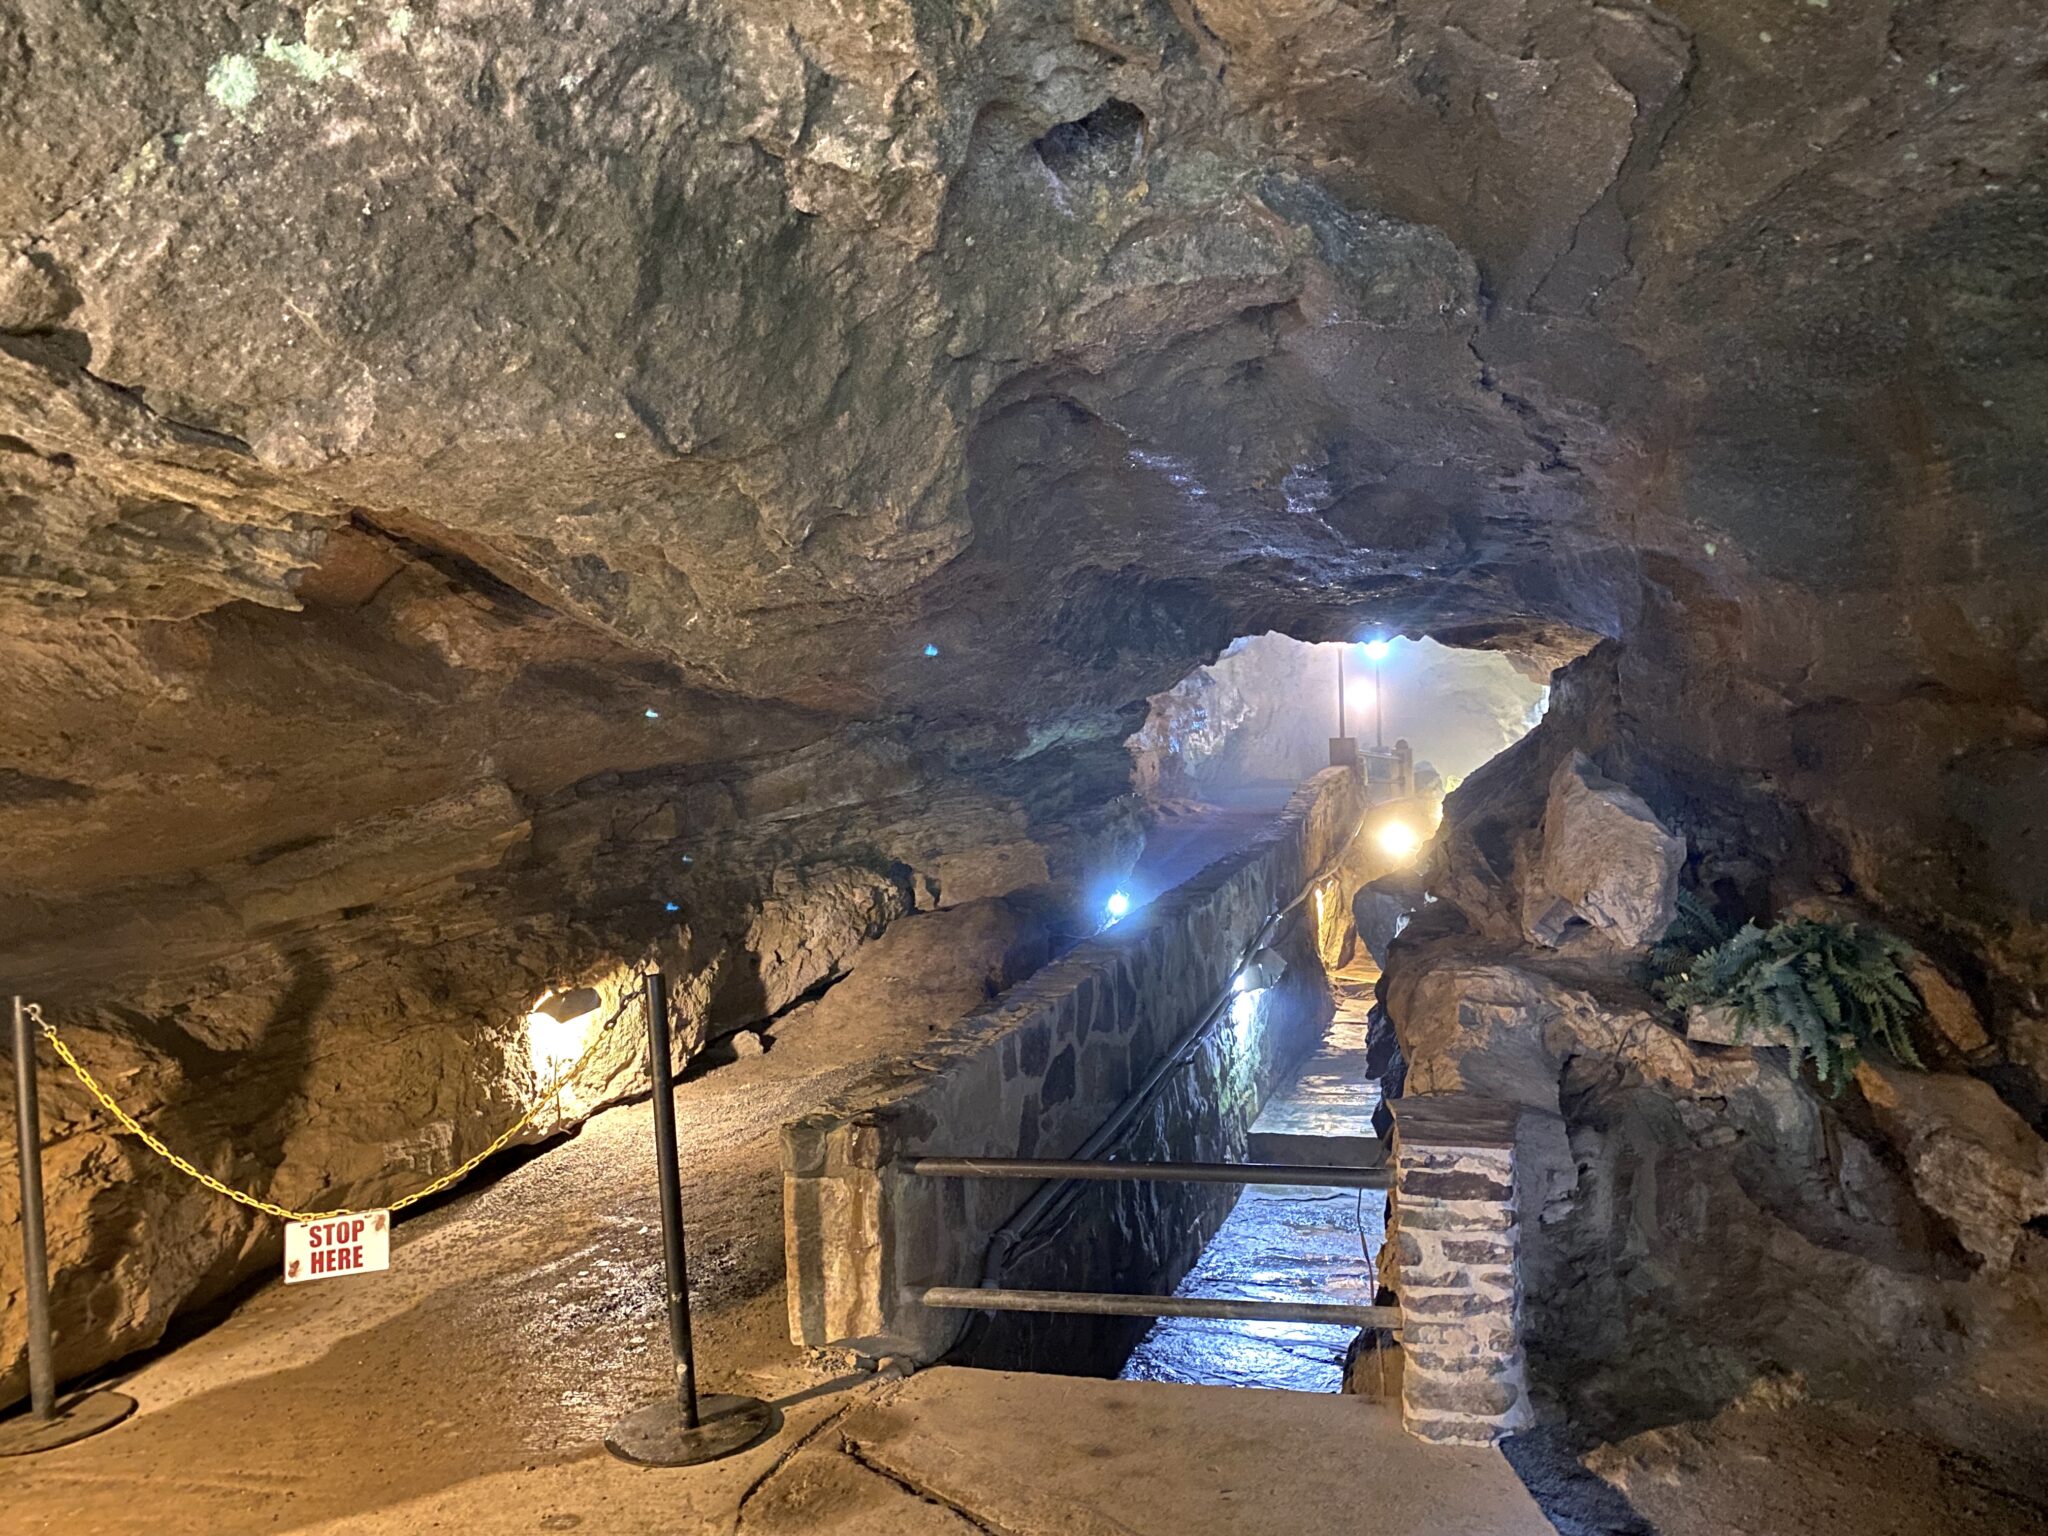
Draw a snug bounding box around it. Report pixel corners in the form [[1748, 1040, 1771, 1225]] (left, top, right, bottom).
[[920, 1285, 1399, 1329], [908, 1156, 1391, 1191]]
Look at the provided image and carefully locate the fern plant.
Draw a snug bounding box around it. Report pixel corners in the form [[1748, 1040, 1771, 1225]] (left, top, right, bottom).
[[1650, 904, 1925, 1093], [1645, 889, 1733, 984]]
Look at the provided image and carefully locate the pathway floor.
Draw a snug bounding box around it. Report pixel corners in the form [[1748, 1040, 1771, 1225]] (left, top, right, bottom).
[[1121, 955, 1384, 1392]]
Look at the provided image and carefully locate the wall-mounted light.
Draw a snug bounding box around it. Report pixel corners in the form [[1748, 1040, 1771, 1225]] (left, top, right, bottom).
[[1362, 638, 1392, 661], [1104, 889, 1133, 923], [525, 987, 603, 1077], [1235, 948, 1288, 992]]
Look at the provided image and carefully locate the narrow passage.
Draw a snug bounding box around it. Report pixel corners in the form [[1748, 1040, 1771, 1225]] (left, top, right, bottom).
[[1121, 954, 1385, 1392]]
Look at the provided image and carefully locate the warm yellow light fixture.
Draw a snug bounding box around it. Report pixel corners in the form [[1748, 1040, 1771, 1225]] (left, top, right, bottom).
[[525, 986, 603, 1072], [1375, 820, 1422, 860]]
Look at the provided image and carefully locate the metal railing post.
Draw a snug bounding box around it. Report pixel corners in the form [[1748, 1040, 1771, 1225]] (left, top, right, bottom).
[[12, 996, 55, 1422], [1, 998, 136, 1454], [603, 971, 779, 1467], [643, 969, 699, 1427]]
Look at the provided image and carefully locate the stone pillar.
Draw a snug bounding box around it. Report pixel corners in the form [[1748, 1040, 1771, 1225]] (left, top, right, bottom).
[[1387, 1095, 1531, 1445]]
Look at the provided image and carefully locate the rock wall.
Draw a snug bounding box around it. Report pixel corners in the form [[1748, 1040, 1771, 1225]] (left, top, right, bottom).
[[0, 647, 1137, 1407], [1379, 646, 2048, 1437]]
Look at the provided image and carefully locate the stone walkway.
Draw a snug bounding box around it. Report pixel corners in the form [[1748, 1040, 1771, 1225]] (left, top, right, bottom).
[[1122, 956, 1385, 1392]]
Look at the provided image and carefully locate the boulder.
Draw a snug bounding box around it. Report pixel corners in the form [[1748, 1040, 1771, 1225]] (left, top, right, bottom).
[[1521, 752, 1684, 952], [1353, 886, 1410, 971], [1854, 1059, 2048, 1272]]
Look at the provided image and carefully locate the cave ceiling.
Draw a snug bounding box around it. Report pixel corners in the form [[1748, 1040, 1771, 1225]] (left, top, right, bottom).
[[2, 0, 2043, 1001]]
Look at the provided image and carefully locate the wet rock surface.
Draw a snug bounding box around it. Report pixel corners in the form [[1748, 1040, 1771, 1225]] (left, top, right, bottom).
[[3, 0, 2048, 1415]]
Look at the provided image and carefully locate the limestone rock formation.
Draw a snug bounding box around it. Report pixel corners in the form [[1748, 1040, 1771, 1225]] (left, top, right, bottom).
[[1684, 1003, 1794, 1049], [1521, 752, 1684, 951], [1382, 660, 2048, 1441], [1384, 919, 1972, 1430], [1855, 1058, 2048, 1272], [1353, 886, 1409, 973], [1901, 955, 1996, 1066]]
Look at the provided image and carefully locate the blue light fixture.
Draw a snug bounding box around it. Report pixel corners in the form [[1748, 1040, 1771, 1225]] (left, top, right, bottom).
[[1105, 889, 1132, 922], [664, 901, 680, 913], [923, 643, 940, 658], [1362, 638, 1392, 662], [644, 707, 661, 720]]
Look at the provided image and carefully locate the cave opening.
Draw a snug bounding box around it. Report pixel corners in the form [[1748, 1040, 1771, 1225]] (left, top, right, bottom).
[[1032, 98, 1148, 185], [1129, 632, 1551, 809]]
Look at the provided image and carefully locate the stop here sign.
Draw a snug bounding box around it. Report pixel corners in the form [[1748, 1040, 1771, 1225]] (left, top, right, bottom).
[[284, 1211, 391, 1283]]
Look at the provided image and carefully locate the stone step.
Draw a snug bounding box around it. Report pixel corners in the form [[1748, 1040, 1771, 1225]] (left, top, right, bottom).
[[1247, 1131, 1386, 1169]]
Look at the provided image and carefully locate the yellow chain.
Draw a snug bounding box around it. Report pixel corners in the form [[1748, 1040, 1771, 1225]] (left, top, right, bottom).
[[26, 996, 639, 1224]]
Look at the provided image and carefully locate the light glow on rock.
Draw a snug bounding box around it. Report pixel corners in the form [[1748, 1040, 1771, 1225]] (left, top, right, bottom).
[[525, 987, 602, 1075], [1376, 819, 1422, 860]]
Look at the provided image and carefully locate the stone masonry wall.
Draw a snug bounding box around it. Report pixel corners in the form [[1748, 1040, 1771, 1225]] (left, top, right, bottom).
[[1388, 1095, 1532, 1445], [954, 914, 1331, 1376], [783, 766, 1368, 1361]]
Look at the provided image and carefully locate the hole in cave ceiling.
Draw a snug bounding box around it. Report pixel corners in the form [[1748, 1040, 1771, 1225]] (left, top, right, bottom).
[[1034, 99, 1147, 184]]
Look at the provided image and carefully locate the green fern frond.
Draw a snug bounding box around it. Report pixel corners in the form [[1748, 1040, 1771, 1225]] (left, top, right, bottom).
[[1646, 892, 1743, 998], [1810, 973, 1845, 1027], [1660, 911, 1932, 1093]]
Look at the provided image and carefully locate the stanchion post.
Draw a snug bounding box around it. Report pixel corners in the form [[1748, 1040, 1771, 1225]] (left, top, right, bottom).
[[12, 995, 56, 1422], [2, 997, 135, 1455], [643, 969, 699, 1428], [603, 971, 779, 1467]]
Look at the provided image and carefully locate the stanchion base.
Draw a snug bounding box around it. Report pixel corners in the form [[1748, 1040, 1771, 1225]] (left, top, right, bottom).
[[0, 1390, 137, 1455], [604, 1392, 779, 1467]]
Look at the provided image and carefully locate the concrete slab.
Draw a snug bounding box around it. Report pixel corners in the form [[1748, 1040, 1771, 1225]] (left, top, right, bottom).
[[843, 1367, 1555, 1536]]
